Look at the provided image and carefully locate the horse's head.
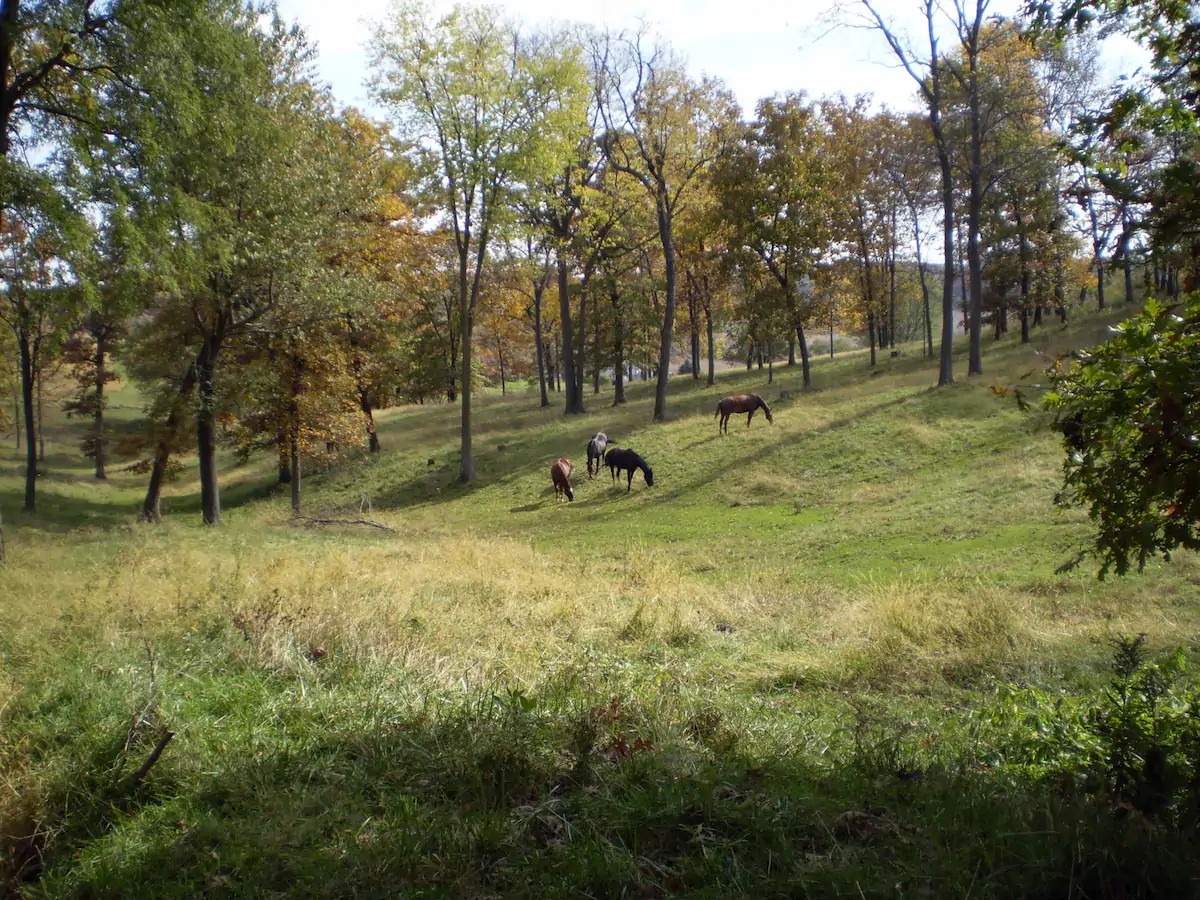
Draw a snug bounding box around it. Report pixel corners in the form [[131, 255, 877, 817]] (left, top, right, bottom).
[[760, 397, 774, 424], [565, 484, 575, 501], [642, 464, 655, 487]]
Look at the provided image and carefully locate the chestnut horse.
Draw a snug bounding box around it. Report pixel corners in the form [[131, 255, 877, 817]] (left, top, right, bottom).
[[716, 393, 774, 434], [586, 432, 610, 478], [604, 447, 654, 491], [550, 457, 574, 502]]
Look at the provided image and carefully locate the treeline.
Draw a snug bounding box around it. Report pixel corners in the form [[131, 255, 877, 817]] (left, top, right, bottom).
[[0, 0, 1190, 522]]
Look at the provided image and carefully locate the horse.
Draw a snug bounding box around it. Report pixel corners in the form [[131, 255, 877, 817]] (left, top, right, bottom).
[[550, 457, 574, 502], [586, 432, 611, 478], [715, 393, 774, 434], [604, 447, 654, 491]]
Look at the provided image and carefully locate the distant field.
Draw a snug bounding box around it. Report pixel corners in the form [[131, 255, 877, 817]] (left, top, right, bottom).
[[3, 306, 1198, 898]]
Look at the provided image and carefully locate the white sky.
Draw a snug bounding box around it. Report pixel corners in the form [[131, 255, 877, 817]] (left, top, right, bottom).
[[275, 0, 1151, 119]]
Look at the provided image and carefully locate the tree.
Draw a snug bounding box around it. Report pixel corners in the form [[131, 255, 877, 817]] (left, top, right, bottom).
[[885, 113, 940, 358], [593, 30, 738, 421], [0, 0, 125, 162], [0, 168, 89, 511], [1047, 296, 1200, 577], [716, 93, 839, 390], [105, 3, 360, 524], [370, 2, 589, 482], [825, 98, 896, 368], [0, 0, 144, 511], [1031, 0, 1200, 286], [475, 263, 533, 396], [224, 286, 365, 515], [860, 0, 961, 386], [325, 109, 431, 453]]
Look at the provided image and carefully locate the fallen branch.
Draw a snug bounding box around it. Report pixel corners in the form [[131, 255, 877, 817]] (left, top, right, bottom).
[[290, 516, 397, 534], [129, 730, 174, 789]]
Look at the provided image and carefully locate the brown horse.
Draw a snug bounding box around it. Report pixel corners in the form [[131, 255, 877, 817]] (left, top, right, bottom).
[[716, 393, 774, 434], [551, 457, 574, 502]]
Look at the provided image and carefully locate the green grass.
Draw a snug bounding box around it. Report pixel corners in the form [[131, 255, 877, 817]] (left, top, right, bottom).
[[3, 304, 1200, 897]]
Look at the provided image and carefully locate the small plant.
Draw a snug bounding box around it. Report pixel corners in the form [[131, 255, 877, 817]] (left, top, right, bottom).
[[986, 634, 1200, 821]]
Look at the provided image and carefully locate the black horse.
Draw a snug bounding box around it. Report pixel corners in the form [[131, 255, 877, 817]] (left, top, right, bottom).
[[586, 432, 611, 478], [604, 447, 654, 491]]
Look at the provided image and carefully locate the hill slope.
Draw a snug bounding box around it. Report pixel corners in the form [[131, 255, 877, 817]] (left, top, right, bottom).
[[2, 309, 1198, 897]]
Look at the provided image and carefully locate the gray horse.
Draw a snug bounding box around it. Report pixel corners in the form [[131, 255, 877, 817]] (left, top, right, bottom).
[[586, 432, 611, 478]]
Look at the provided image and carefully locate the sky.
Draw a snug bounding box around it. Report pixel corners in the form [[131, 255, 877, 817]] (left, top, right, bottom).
[[274, 0, 1151, 120]]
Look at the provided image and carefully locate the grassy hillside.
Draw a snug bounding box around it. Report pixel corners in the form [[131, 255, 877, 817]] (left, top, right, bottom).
[[2, 307, 1198, 898]]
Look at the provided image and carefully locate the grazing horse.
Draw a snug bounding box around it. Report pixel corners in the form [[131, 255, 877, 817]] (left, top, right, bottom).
[[586, 432, 611, 478], [604, 447, 654, 491], [550, 457, 574, 502], [716, 393, 774, 434]]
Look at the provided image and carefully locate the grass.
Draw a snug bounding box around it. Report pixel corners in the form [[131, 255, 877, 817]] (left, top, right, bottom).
[[3, 303, 1200, 897]]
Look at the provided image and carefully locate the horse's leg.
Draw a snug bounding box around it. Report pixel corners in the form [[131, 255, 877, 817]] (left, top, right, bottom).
[[747, 410, 754, 428], [627, 469, 632, 491]]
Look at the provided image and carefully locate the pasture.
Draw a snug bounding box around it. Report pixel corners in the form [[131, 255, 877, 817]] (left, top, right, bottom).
[[2, 309, 1198, 898]]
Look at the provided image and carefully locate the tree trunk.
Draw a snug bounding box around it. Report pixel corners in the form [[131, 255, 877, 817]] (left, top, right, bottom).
[[289, 353, 303, 513], [787, 339, 796, 366], [290, 433, 301, 515], [140, 364, 198, 523], [533, 286, 549, 408], [967, 180, 983, 375], [1018, 211, 1031, 344], [1095, 257, 1106, 310], [459, 284, 474, 484], [797, 325, 812, 389], [705, 303, 715, 387], [558, 254, 583, 414], [908, 194, 934, 360], [361, 389, 380, 453], [94, 328, 107, 478], [888, 219, 897, 354], [867, 310, 877, 368], [36, 361, 43, 463], [18, 331, 36, 512], [196, 338, 222, 526], [1121, 215, 1135, 304], [652, 198, 677, 423], [613, 291, 626, 405], [278, 434, 291, 484], [575, 276, 588, 408], [592, 294, 601, 395]]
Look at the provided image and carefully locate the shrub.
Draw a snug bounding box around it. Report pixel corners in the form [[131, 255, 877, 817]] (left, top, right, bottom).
[[984, 635, 1200, 823], [1045, 295, 1200, 576]]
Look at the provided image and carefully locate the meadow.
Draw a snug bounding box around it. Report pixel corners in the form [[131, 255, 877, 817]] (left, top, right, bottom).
[[2, 307, 1199, 898]]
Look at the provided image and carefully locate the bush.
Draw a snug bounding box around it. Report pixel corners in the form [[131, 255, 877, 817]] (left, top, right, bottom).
[[984, 635, 1200, 823], [1045, 295, 1200, 576]]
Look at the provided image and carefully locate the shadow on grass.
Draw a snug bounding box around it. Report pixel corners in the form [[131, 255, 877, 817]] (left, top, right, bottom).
[[11, 671, 1194, 900]]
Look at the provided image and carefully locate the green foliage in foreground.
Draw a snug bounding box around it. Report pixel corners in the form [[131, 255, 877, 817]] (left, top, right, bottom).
[[1047, 294, 1200, 576]]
